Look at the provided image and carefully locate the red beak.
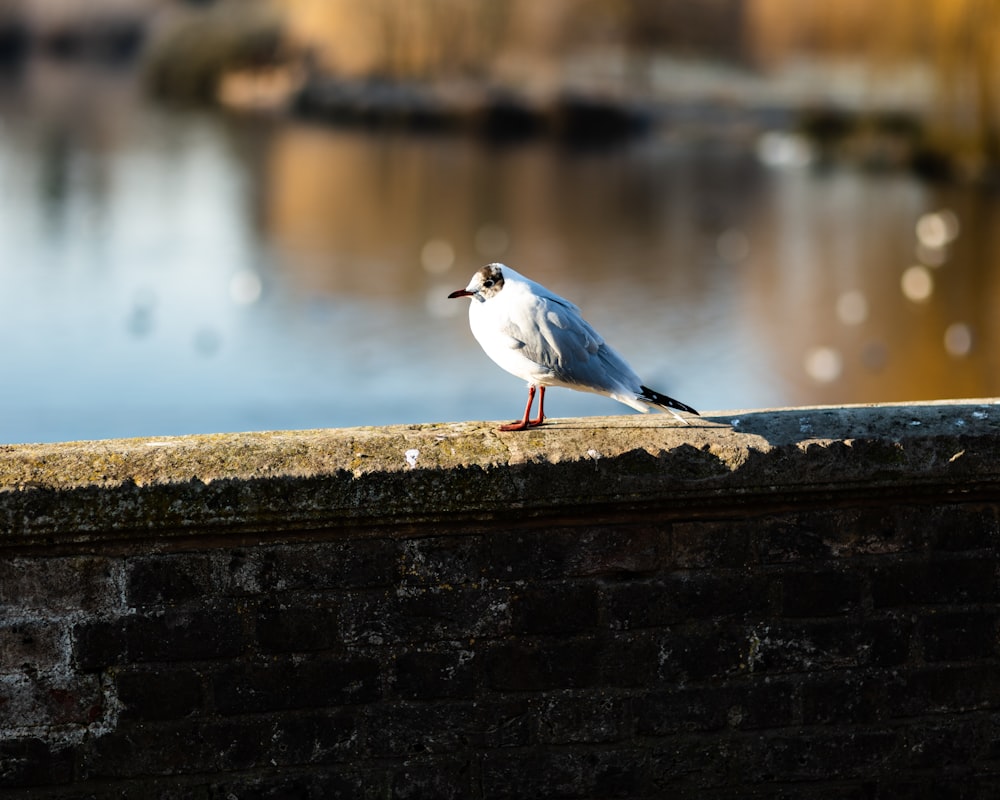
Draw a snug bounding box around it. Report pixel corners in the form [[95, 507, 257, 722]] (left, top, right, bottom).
[[448, 289, 474, 298]]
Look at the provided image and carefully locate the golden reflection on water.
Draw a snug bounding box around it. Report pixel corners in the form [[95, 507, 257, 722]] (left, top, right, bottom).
[[264, 121, 999, 410]]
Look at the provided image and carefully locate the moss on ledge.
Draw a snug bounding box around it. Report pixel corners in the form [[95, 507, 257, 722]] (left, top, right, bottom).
[[1, 400, 999, 546]]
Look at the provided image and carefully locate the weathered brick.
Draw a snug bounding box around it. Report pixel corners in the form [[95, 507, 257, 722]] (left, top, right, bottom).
[[74, 605, 246, 671], [0, 620, 64, 670], [116, 666, 204, 720], [779, 569, 863, 617], [902, 503, 1000, 553], [0, 557, 118, 613], [755, 512, 849, 564], [204, 709, 360, 768], [884, 664, 1000, 717], [391, 761, 471, 800], [125, 554, 212, 608], [0, 671, 103, 730], [0, 738, 74, 789], [825, 505, 923, 556], [482, 528, 578, 581], [126, 606, 246, 663], [466, 698, 533, 749], [564, 525, 664, 576], [800, 669, 914, 725], [215, 549, 267, 596], [509, 583, 600, 635], [252, 540, 401, 592], [206, 768, 387, 800], [484, 525, 664, 582], [192, 718, 273, 774], [535, 690, 629, 744], [605, 572, 772, 631], [671, 519, 753, 569], [601, 625, 748, 687], [854, 502, 1000, 557], [636, 681, 796, 736], [757, 506, 928, 563], [645, 736, 739, 791], [875, 777, 1000, 800], [82, 709, 359, 781], [864, 615, 915, 666], [757, 728, 901, 782], [480, 747, 646, 800], [255, 598, 340, 653], [871, 557, 999, 607], [977, 713, 1000, 761], [399, 535, 484, 585], [654, 624, 747, 682], [79, 722, 197, 780], [72, 618, 128, 672], [340, 584, 512, 644], [392, 647, 475, 700], [364, 702, 478, 759], [212, 655, 380, 714], [746, 617, 912, 675], [18, 776, 212, 800], [483, 638, 603, 692], [598, 633, 661, 688], [920, 609, 1000, 662], [900, 719, 978, 770]]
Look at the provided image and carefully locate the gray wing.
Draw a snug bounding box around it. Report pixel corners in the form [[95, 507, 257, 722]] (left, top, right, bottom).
[[505, 293, 641, 392]]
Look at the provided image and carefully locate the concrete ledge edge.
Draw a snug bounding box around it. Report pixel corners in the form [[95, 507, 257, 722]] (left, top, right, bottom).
[[1, 399, 999, 544]]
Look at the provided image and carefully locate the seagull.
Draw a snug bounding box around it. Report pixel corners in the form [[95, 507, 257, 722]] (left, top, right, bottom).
[[448, 263, 699, 431]]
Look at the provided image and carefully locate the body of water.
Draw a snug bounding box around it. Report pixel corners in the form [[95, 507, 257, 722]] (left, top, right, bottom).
[[1, 67, 997, 444]]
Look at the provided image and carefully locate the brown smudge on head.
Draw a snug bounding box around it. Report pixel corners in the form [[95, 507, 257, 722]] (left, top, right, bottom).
[[477, 263, 505, 299]]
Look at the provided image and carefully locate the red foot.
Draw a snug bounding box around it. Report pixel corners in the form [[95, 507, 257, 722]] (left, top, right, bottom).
[[497, 386, 546, 432], [498, 418, 544, 432]]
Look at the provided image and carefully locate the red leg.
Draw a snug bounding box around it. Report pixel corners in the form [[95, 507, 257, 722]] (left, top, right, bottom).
[[499, 385, 539, 431], [528, 386, 546, 427]]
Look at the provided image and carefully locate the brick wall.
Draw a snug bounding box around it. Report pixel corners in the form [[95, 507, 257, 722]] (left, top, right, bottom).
[[2, 402, 1000, 798]]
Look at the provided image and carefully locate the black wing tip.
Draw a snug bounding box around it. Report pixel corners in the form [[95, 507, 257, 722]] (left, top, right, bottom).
[[639, 385, 700, 416]]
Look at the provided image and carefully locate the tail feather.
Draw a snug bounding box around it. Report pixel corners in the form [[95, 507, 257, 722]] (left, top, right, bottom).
[[639, 385, 700, 417]]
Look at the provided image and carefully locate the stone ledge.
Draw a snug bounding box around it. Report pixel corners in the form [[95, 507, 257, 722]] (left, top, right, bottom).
[[1, 399, 998, 546]]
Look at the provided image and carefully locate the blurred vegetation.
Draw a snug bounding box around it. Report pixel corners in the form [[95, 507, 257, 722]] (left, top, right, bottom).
[[142, 0, 287, 104], [751, 0, 1000, 174], [279, 0, 751, 79], [135, 0, 1000, 171], [274, 1, 1000, 166], [351, 0, 512, 80]]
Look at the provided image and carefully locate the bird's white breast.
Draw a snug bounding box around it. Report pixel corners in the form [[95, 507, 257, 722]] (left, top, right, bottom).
[[468, 284, 555, 385]]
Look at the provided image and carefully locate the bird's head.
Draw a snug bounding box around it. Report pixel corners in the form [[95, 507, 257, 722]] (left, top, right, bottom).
[[448, 263, 506, 303]]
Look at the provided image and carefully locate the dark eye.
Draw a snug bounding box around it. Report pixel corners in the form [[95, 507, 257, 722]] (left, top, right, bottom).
[[483, 279, 495, 288]]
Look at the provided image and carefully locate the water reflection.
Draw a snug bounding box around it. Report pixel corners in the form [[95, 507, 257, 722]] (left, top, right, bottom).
[[0, 79, 998, 443]]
